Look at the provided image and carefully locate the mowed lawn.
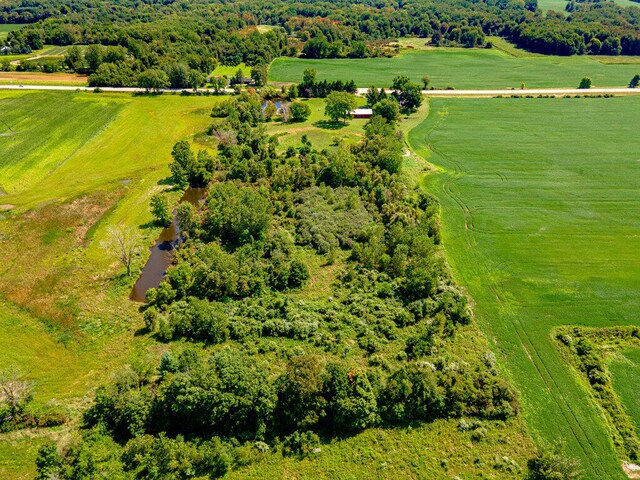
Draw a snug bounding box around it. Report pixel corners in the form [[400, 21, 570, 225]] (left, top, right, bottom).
[[265, 97, 368, 151], [610, 349, 640, 438], [408, 97, 640, 479], [269, 48, 640, 89]]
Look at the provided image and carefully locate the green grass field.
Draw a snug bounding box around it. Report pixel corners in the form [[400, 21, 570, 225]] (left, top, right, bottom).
[[269, 48, 640, 89], [610, 349, 640, 437], [229, 419, 532, 479], [211, 62, 250, 78], [0, 24, 21, 40], [537, 0, 639, 10], [264, 97, 367, 151], [408, 97, 640, 479], [0, 91, 220, 477]]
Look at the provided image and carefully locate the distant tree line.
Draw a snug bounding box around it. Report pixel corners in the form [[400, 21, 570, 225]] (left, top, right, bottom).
[[2, 0, 640, 84]]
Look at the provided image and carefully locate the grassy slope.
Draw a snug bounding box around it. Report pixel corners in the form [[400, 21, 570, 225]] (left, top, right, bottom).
[[0, 91, 219, 478], [610, 349, 640, 437], [0, 24, 22, 39], [269, 48, 640, 89], [407, 97, 640, 479], [230, 419, 532, 479]]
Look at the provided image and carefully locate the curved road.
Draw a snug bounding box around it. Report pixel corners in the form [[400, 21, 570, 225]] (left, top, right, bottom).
[[1, 84, 640, 96]]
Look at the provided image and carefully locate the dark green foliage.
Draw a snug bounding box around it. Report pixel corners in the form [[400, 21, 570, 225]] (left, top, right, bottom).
[[578, 77, 592, 89], [323, 364, 379, 433], [122, 434, 232, 479], [372, 98, 400, 124], [35, 442, 62, 480], [630, 74, 640, 88], [290, 101, 311, 121], [170, 140, 215, 188], [298, 68, 357, 98], [166, 297, 229, 343], [138, 68, 170, 93], [526, 443, 582, 480], [324, 91, 357, 124], [153, 349, 277, 441], [381, 362, 445, 423], [202, 182, 271, 247], [365, 86, 387, 108], [391, 75, 423, 113], [276, 355, 327, 433], [84, 368, 152, 442], [150, 194, 172, 227]]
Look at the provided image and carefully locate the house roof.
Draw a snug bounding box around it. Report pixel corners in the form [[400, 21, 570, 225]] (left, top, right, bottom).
[[351, 108, 373, 115]]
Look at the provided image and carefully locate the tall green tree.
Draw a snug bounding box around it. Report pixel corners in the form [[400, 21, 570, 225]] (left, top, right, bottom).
[[150, 194, 172, 227], [324, 91, 357, 124]]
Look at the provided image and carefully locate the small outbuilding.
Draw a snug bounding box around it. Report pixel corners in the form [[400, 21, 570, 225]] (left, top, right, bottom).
[[350, 108, 373, 119]]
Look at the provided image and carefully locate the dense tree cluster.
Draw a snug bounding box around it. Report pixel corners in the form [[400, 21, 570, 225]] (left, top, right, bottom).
[[297, 67, 357, 98], [35, 89, 521, 479], [3, 0, 640, 82]]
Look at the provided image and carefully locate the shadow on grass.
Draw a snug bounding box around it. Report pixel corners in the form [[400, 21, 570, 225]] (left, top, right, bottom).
[[313, 120, 348, 130]]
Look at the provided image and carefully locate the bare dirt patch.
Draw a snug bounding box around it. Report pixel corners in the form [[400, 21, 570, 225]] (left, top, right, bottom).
[[623, 462, 640, 479], [0, 204, 14, 211], [0, 71, 88, 84]]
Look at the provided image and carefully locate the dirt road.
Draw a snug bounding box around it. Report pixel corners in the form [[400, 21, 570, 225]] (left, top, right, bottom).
[[0, 83, 639, 96]]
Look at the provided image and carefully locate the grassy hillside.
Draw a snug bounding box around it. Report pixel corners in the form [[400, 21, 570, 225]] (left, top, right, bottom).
[[269, 48, 640, 89], [408, 96, 640, 479], [0, 23, 22, 39], [0, 91, 220, 477]]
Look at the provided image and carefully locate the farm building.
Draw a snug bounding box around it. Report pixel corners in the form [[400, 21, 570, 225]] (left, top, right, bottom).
[[351, 108, 373, 119]]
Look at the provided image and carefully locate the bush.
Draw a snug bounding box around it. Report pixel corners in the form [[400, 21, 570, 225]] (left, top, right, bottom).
[[290, 101, 311, 122], [526, 443, 582, 480], [578, 77, 592, 89]]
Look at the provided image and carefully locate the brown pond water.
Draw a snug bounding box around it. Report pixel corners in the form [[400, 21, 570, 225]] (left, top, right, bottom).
[[130, 187, 207, 302]]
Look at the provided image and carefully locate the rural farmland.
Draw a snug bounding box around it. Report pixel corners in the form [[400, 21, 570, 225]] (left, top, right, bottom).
[[269, 48, 640, 89], [409, 96, 640, 479], [2, 0, 640, 478]]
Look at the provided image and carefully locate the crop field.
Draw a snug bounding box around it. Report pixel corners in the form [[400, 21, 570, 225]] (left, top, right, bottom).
[[610, 349, 640, 437], [408, 96, 640, 479], [0, 90, 219, 478], [269, 48, 640, 89]]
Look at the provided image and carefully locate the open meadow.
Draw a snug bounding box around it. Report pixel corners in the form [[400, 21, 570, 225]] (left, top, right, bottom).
[[0, 24, 21, 39], [537, 0, 639, 10], [269, 47, 640, 89], [408, 96, 640, 479], [0, 90, 219, 478]]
